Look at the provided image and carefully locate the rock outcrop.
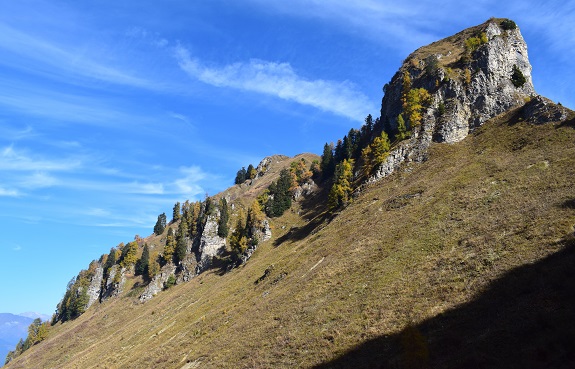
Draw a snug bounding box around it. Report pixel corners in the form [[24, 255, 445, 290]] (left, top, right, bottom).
[[85, 265, 103, 309], [100, 265, 127, 301], [522, 95, 570, 124], [139, 263, 177, 303], [372, 19, 536, 182], [195, 213, 226, 274]]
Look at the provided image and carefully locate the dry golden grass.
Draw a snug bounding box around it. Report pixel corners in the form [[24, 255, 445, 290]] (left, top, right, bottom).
[[6, 106, 575, 368]]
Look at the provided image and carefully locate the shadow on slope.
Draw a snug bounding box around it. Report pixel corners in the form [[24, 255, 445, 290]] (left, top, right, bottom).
[[274, 180, 334, 247], [313, 236, 575, 369]]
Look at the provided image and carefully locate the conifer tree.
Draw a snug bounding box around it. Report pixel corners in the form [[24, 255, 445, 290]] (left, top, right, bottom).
[[120, 241, 138, 267], [153, 213, 167, 235], [246, 164, 257, 180], [246, 200, 265, 239], [172, 202, 181, 223], [229, 210, 248, 260], [265, 169, 292, 217], [135, 244, 150, 277], [163, 228, 175, 264], [148, 252, 161, 280], [235, 167, 247, 184], [103, 247, 117, 278], [320, 142, 335, 178], [397, 114, 409, 140], [405, 88, 431, 128], [218, 198, 230, 238], [174, 218, 188, 264], [175, 236, 187, 264], [362, 132, 391, 177], [328, 159, 355, 210], [371, 131, 391, 167], [189, 201, 202, 238]]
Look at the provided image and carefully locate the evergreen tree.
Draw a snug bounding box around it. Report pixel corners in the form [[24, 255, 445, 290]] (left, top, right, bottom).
[[246, 164, 257, 180], [71, 288, 89, 319], [135, 244, 150, 277], [172, 202, 181, 223], [397, 114, 409, 140], [334, 139, 344, 163], [175, 236, 187, 264], [341, 135, 351, 161], [218, 198, 230, 238], [320, 142, 335, 177], [511, 64, 526, 87], [364, 114, 374, 134], [153, 213, 167, 235], [103, 247, 117, 278], [174, 218, 188, 264], [265, 169, 292, 217], [204, 195, 216, 217], [234, 167, 247, 184]]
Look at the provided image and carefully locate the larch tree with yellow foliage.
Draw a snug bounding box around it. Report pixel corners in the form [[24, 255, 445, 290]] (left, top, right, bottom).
[[362, 131, 391, 176], [328, 159, 355, 210]]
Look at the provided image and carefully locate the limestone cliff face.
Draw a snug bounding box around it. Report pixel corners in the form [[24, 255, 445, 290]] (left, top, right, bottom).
[[85, 265, 103, 309], [373, 19, 536, 181], [100, 265, 128, 301], [195, 213, 226, 274], [139, 263, 177, 303]]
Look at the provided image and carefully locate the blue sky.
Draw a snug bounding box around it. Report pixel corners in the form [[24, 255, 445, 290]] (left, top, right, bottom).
[[0, 0, 573, 316]]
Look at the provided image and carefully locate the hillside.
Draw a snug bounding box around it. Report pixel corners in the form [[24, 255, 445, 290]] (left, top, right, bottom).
[[6, 101, 575, 369], [5, 19, 575, 368]]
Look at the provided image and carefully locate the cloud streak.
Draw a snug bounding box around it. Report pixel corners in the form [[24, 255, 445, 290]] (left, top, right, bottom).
[[0, 146, 81, 172], [174, 45, 376, 121], [0, 23, 155, 90]]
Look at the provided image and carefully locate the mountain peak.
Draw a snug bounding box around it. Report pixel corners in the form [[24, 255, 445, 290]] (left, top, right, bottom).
[[381, 18, 535, 144], [370, 18, 537, 181]]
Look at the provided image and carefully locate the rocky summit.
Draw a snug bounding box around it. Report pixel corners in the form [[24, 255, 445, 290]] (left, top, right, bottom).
[[5, 19, 575, 369]]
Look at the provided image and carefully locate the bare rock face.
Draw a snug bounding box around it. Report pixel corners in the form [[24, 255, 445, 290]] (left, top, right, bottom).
[[373, 19, 536, 182], [85, 265, 103, 309], [195, 214, 226, 274], [293, 179, 318, 201], [100, 265, 127, 301], [261, 219, 272, 242], [139, 263, 177, 303]]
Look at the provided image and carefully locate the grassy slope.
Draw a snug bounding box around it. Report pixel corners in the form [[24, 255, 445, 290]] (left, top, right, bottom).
[[7, 107, 575, 369]]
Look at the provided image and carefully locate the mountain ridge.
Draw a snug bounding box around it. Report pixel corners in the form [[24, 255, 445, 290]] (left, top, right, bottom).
[[5, 19, 575, 368]]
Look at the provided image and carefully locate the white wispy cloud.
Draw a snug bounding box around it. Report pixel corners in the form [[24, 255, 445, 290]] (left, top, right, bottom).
[[19, 172, 59, 189], [0, 187, 20, 197], [172, 165, 208, 197], [168, 111, 193, 125], [0, 146, 81, 171], [0, 23, 155, 90], [174, 45, 375, 121]]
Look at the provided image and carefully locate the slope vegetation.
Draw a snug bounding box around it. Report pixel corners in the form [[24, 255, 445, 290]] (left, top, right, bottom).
[[6, 103, 575, 368]]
